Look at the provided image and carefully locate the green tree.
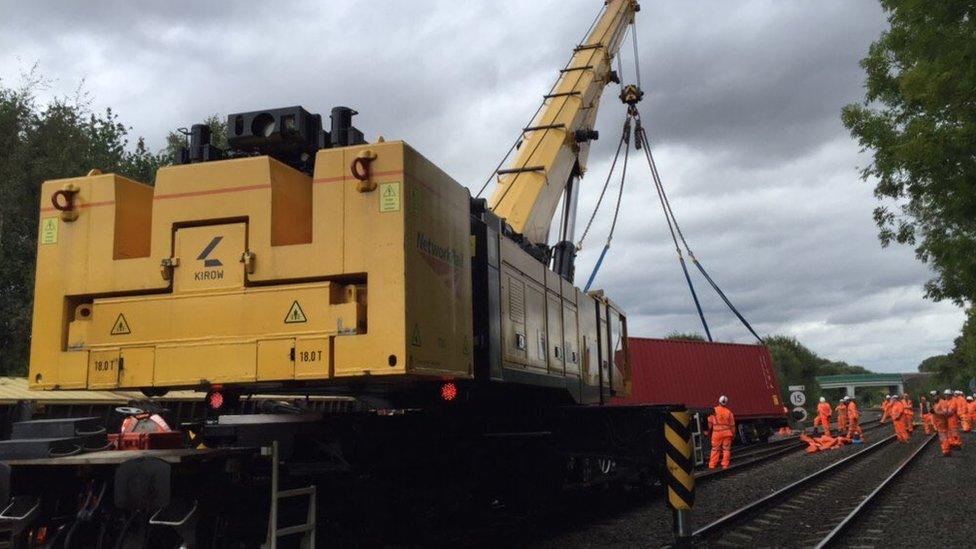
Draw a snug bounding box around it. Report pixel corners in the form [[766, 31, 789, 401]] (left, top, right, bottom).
[[917, 307, 976, 392], [665, 331, 706, 342], [841, 1, 976, 307], [0, 75, 171, 374], [765, 335, 874, 411]]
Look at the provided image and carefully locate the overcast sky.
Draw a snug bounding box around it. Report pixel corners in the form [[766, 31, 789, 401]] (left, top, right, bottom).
[[0, 1, 965, 372]]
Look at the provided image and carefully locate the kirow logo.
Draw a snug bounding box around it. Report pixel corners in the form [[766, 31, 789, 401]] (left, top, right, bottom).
[[197, 236, 223, 267]]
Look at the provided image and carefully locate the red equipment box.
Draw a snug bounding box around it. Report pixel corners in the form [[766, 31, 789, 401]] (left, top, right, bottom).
[[109, 431, 185, 451]]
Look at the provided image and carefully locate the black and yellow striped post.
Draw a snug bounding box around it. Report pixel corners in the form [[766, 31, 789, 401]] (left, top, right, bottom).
[[665, 409, 695, 547]]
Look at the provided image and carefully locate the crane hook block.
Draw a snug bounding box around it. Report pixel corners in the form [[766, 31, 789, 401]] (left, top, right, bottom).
[[351, 149, 378, 192], [620, 84, 644, 106]]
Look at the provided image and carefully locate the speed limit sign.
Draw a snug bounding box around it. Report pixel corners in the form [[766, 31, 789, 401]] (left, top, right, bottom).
[[789, 391, 806, 406]]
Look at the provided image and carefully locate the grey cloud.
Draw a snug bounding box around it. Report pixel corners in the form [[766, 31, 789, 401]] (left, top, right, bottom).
[[1, 0, 963, 371]]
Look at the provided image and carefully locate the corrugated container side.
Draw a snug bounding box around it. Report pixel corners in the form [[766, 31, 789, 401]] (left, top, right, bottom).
[[613, 338, 786, 420]]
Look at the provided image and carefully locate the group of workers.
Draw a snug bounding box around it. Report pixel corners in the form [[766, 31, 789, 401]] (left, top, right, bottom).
[[813, 395, 863, 440], [705, 387, 975, 470], [813, 390, 976, 456], [800, 395, 864, 453], [922, 389, 975, 456]]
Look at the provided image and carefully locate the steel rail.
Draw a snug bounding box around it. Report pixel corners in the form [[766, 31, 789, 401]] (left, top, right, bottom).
[[696, 418, 886, 480], [692, 433, 897, 539], [814, 434, 936, 548], [696, 443, 802, 480]]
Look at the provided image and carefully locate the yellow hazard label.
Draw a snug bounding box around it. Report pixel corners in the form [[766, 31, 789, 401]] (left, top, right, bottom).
[[284, 301, 308, 323], [40, 217, 59, 245], [111, 314, 131, 335], [379, 182, 401, 212]]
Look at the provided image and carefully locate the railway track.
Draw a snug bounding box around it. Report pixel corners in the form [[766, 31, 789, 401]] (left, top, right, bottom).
[[696, 418, 884, 480], [691, 431, 934, 547]]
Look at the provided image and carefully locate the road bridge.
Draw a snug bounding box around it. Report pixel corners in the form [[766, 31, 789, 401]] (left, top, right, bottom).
[[815, 374, 904, 398]]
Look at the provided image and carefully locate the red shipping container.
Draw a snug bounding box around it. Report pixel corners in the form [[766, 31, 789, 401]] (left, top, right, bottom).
[[613, 338, 786, 421]]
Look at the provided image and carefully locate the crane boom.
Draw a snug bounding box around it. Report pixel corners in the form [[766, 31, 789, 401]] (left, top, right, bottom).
[[488, 0, 639, 246]]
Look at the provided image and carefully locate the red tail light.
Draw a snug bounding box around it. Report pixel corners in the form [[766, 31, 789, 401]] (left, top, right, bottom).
[[207, 390, 224, 410], [440, 382, 458, 402]]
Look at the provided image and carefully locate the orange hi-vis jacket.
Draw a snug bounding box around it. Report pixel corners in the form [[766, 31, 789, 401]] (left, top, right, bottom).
[[933, 399, 952, 428], [835, 403, 848, 419], [968, 401, 976, 418], [948, 397, 960, 418], [817, 402, 831, 419], [709, 405, 736, 433], [890, 400, 905, 420], [847, 401, 860, 421], [955, 396, 968, 418]]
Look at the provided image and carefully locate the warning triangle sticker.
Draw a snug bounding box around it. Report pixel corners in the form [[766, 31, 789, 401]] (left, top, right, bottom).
[[284, 301, 308, 324], [411, 324, 422, 347], [110, 314, 131, 335]]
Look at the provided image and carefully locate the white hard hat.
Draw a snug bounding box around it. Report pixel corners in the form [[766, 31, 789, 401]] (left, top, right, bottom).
[[885, 394, 890, 398], [944, 389, 953, 395], [930, 390, 937, 395], [819, 397, 826, 403], [719, 395, 728, 405], [968, 396, 973, 402], [955, 390, 963, 395], [889, 395, 899, 400]]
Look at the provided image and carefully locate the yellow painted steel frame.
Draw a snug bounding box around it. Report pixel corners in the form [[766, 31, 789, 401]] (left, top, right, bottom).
[[30, 141, 473, 391], [489, 0, 639, 245]]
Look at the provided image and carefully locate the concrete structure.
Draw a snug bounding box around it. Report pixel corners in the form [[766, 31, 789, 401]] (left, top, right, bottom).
[[816, 374, 905, 398]]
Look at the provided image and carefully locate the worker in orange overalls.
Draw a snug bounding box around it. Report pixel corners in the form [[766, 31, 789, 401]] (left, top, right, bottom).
[[967, 396, 976, 433], [707, 395, 736, 469], [880, 394, 892, 423], [846, 396, 862, 441], [888, 395, 908, 442], [963, 396, 974, 433], [920, 394, 934, 435], [933, 391, 954, 456], [946, 390, 962, 447], [813, 397, 832, 435], [835, 399, 848, 433], [901, 393, 914, 435], [949, 390, 964, 447]]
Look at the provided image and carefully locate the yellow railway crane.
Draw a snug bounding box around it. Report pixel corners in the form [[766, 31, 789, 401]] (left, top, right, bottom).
[[29, 1, 638, 406], [3, 2, 693, 546]]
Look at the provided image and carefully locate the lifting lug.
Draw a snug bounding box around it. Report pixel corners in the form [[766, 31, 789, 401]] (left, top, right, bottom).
[[241, 250, 256, 274], [51, 183, 80, 222], [160, 257, 180, 281], [351, 149, 378, 192]]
